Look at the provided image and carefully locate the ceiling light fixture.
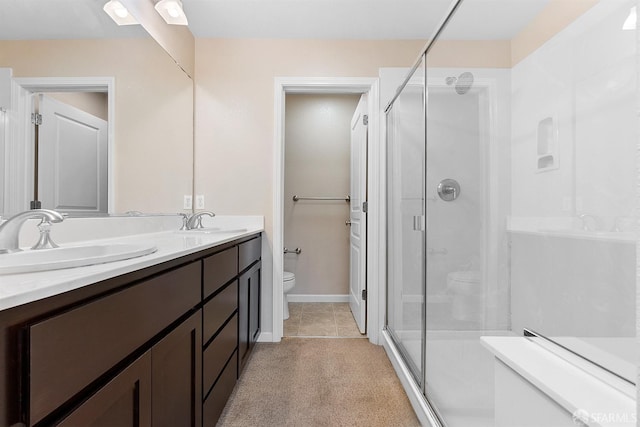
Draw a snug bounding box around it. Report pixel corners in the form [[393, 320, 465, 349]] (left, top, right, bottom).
[[103, 0, 138, 26], [154, 0, 189, 26]]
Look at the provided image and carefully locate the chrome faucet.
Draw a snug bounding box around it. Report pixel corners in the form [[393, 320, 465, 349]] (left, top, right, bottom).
[[0, 209, 65, 254], [186, 211, 215, 230], [577, 213, 603, 232]]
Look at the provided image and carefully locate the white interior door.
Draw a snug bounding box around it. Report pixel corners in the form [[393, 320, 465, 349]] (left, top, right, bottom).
[[349, 94, 368, 334], [38, 94, 108, 215]]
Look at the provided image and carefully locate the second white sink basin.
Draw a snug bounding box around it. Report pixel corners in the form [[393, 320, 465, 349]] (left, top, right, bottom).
[[0, 243, 157, 275]]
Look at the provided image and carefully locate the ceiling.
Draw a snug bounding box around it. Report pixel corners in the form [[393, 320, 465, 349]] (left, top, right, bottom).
[[0, 0, 550, 41], [182, 0, 550, 40], [0, 0, 147, 39]]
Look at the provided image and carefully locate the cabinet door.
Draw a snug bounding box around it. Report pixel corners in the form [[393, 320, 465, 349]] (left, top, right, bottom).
[[238, 269, 249, 371], [249, 261, 261, 346], [57, 352, 151, 427], [152, 311, 202, 427], [238, 262, 261, 374]]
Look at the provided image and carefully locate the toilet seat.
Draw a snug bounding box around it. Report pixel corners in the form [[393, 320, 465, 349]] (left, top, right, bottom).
[[448, 270, 480, 283], [447, 270, 481, 293]]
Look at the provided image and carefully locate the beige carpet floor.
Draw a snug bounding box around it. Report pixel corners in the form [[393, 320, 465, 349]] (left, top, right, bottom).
[[217, 338, 420, 427]]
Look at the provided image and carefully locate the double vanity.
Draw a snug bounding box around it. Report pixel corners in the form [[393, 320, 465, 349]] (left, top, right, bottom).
[[0, 214, 263, 427]]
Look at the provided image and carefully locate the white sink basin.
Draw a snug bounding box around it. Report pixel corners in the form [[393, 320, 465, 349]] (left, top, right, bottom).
[[0, 243, 157, 275], [175, 227, 248, 235]]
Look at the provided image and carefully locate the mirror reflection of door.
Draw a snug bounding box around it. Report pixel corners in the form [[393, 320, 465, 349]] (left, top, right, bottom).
[[36, 93, 108, 216]]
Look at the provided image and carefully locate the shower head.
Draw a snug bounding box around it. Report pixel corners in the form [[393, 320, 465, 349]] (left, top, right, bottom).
[[445, 72, 474, 95], [454, 71, 474, 95]]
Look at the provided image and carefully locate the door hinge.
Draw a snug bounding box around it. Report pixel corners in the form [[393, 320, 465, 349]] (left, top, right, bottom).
[[362, 201, 368, 213], [362, 289, 367, 300], [363, 114, 368, 126], [31, 113, 42, 126]]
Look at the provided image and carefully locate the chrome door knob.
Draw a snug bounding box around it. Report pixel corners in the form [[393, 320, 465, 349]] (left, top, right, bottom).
[[437, 179, 460, 202]]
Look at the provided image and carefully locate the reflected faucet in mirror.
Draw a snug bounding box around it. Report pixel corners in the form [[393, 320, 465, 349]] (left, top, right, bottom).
[[577, 213, 604, 232], [0, 209, 65, 254]]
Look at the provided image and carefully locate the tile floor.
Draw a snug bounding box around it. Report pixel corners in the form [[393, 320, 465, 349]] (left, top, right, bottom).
[[284, 302, 365, 337]]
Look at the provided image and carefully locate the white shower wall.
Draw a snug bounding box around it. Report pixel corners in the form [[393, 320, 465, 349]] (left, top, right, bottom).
[[509, 0, 637, 341]]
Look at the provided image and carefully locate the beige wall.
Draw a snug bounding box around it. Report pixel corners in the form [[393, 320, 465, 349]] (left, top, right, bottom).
[[425, 0, 599, 68], [284, 94, 359, 296], [121, 0, 195, 78], [1, 38, 193, 213], [510, 0, 598, 65], [48, 92, 109, 121], [428, 40, 511, 68], [194, 38, 425, 332]]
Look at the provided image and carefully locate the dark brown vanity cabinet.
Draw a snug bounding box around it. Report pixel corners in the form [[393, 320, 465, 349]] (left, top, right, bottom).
[[56, 309, 202, 427], [0, 233, 261, 427], [201, 235, 262, 426], [24, 262, 202, 427]]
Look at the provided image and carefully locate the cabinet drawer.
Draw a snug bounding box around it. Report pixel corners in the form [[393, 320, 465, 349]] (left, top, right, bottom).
[[239, 236, 261, 272], [203, 314, 237, 396], [26, 262, 200, 426], [203, 247, 238, 299], [203, 351, 237, 426], [203, 280, 238, 343]]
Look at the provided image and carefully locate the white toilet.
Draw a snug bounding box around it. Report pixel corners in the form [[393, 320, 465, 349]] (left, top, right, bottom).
[[283, 271, 296, 320], [447, 270, 481, 322]]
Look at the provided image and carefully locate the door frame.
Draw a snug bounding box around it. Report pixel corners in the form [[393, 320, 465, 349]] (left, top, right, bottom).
[[5, 76, 115, 215], [272, 77, 381, 343]]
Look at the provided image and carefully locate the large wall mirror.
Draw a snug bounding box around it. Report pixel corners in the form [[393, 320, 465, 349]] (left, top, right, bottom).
[[0, 0, 194, 217]]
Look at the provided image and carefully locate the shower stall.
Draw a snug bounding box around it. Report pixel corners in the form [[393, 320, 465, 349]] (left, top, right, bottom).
[[385, 0, 638, 425]]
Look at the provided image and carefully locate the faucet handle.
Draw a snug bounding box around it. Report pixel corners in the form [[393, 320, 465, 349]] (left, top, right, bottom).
[[31, 219, 60, 250], [178, 213, 190, 230]]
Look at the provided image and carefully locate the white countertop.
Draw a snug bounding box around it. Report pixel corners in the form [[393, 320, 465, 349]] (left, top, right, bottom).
[[0, 216, 263, 312], [481, 336, 636, 427]]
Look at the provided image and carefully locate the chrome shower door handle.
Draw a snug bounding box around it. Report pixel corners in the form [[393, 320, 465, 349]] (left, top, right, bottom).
[[437, 179, 461, 202], [413, 215, 425, 231]]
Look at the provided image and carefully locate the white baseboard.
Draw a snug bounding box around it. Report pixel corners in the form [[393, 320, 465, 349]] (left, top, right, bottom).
[[287, 294, 349, 303], [381, 330, 441, 427], [256, 332, 274, 343]]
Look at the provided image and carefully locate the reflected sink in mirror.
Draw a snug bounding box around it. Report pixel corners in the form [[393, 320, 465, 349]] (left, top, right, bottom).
[[538, 229, 635, 243], [174, 228, 248, 235], [0, 243, 157, 275]]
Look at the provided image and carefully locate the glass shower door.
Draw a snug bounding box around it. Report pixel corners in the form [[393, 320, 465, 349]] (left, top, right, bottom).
[[386, 57, 426, 385], [422, 2, 511, 425]]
